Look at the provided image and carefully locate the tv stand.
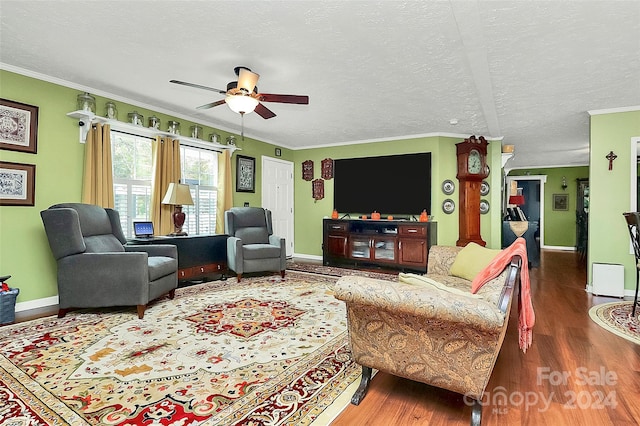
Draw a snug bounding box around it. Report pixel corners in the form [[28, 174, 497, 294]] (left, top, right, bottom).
[[323, 219, 437, 272]]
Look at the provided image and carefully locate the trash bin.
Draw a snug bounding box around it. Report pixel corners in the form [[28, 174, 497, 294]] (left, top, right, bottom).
[[0, 275, 19, 325]]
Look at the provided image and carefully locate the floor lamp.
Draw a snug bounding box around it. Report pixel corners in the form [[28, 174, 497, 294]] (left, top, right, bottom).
[[162, 183, 194, 236]]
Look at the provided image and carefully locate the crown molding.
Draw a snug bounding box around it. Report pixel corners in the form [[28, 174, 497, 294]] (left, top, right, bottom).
[[588, 105, 640, 116], [2, 62, 506, 151], [0, 62, 253, 139]]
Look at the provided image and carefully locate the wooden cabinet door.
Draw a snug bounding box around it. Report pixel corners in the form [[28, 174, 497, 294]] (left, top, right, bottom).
[[398, 238, 427, 268], [327, 234, 348, 258]]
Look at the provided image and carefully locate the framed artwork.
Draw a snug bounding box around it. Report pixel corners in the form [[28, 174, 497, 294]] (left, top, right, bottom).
[[236, 155, 255, 193], [553, 194, 569, 211], [312, 178, 324, 200], [321, 158, 334, 180], [302, 160, 314, 181], [275, 148, 282, 157], [0, 99, 39, 154], [0, 161, 36, 206]]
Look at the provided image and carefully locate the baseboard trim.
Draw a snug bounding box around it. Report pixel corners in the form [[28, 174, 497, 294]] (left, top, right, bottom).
[[292, 253, 323, 262], [585, 284, 635, 298], [15, 295, 59, 313], [541, 245, 576, 251]]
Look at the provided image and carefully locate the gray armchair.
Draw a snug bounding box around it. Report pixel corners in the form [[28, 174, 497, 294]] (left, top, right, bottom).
[[40, 203, 178, 319], [225, 207, 286, 282]]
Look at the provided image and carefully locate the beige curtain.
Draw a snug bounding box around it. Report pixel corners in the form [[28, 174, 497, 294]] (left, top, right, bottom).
[[151, 136, 181, 235], [82, 123, 114, 207], [216, 149, 233, 234]]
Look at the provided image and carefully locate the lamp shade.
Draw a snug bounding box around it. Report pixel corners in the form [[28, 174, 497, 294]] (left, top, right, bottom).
[[508, 195, 525, 206], [237, 68, 259, 93], [225, 94, 259, 114], [162, 183, 194, 206]]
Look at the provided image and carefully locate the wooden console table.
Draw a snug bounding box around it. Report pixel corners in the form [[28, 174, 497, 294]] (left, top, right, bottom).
[[323, 219, 437, 272], [129, 234, 228, 283]]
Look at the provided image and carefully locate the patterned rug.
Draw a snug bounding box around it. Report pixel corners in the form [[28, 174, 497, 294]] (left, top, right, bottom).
[[286, 261, 398, 282], [588, 301, 640, 345], [0, 272, 361, 425]]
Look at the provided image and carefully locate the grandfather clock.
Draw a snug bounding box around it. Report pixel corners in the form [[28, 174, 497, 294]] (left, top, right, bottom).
[[456, 135, 489, 247]]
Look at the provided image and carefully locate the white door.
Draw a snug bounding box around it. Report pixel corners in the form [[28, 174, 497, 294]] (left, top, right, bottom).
[[262, 156, 294, 257]]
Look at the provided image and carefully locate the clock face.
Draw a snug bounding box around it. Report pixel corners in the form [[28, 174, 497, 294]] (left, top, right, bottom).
[[468, 149, 482, 174]]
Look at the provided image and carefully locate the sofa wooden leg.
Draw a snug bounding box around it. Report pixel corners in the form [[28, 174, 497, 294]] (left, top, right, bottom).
[[236, 273, 242, 282], [137, 305, 146, 319], [351, 366, 372, 405], [57, 308, 69, 318], [281, 270, 285, 279], [169, 289, 176, 300], [470, 399, 482, 426]]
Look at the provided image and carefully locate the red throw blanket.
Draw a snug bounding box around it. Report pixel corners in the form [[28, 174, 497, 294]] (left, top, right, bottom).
[[471, 237, 534, 353]]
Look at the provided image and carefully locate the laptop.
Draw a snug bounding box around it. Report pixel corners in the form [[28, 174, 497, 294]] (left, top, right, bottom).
[[133, 221, 154, 239]]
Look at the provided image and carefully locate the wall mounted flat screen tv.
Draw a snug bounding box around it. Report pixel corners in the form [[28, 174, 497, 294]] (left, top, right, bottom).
[[334, 153, 431, 216]]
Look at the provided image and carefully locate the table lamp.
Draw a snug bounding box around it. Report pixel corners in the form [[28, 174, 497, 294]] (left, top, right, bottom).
[[508, 195, 525, 206], [161, 183, 194, 236]]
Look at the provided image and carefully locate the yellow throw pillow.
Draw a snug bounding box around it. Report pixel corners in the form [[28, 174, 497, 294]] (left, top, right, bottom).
[[449, 243, 501, 281], [398, 273, 484, 299]]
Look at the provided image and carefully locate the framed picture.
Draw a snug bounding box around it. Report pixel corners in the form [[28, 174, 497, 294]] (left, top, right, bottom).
[[0, 161, 36, 206], [275, 148, 282, 157], [0, 99, 39, 154], [553, 194, 569, 211], [236, 155, 255, 193]]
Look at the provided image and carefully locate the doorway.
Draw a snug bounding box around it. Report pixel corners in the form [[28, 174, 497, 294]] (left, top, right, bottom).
[[261, 156, 294, 257], [505, 175, 547, 248]]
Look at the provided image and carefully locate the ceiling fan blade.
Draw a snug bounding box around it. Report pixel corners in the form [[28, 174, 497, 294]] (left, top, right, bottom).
[[258, 93, 309, 104], [255, 103, 277, 119], [237, 68, 260, 93], [170, 79, 227, 94], [196, 99, 226, 110]]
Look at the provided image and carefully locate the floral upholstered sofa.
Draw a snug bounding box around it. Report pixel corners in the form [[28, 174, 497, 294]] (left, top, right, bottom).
[[334, 244, 523, 426]]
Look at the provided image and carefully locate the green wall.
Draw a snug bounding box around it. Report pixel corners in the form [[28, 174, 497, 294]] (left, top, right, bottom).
[[589, 110, 640, 291], [292, 136, 504, 256], [509, 166, 589, 247], [0, 69, 285, 306], [0, 68, 513, 306]]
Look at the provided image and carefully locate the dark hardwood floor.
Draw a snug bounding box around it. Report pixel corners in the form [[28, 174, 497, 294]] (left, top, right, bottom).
[[332, 249, 640, 425]]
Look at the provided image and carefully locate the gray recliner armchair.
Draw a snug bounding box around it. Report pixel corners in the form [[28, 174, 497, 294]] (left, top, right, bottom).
[[225, 207, 286, 282], [40, 203, 178, 319]]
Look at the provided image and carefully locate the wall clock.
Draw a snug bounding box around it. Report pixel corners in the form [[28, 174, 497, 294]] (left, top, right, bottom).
[[455, 135, 489, 246]]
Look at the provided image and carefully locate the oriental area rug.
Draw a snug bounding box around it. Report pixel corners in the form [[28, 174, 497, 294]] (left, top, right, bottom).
[[286, 261, 398, 282], [588, 301, 640, 345], [0, 271, 362, 425]]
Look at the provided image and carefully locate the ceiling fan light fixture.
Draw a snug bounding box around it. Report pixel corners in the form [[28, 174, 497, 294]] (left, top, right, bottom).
[[237, 67, 260, 93], [225, 94, 259, 114]]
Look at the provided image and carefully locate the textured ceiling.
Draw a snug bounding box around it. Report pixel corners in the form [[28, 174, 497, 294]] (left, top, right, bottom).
[[1, 1, 638, 169]]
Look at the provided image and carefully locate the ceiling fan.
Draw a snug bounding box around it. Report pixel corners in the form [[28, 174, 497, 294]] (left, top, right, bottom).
[[170, 66, 309, 119]]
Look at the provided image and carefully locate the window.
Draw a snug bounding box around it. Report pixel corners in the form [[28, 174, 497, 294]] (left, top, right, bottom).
[[112, 131, 153, 236], [111, 130, 219, 237], [180, 144, 218, 235]]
